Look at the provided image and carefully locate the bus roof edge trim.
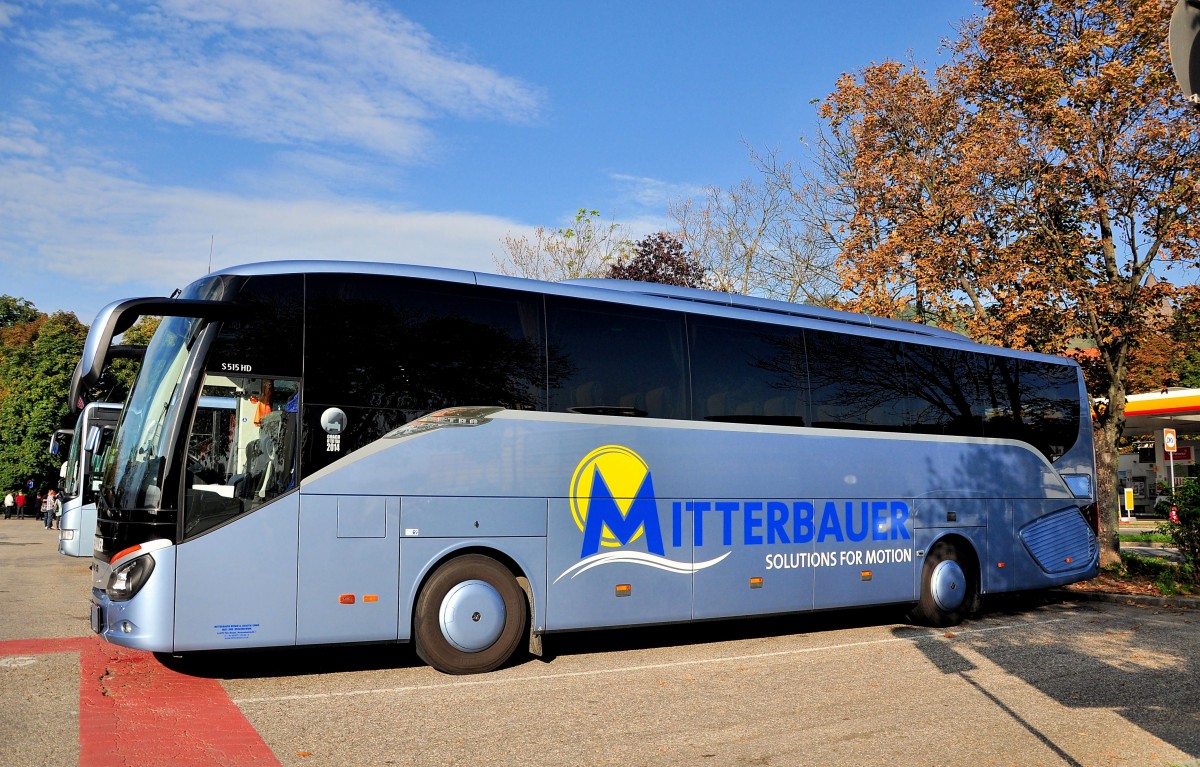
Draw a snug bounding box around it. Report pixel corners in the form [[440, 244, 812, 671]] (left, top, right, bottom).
[[561, 278, 970, 343]]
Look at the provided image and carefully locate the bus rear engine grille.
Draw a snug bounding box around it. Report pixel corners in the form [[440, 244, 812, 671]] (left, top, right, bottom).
[[1019, 507, 1097, 574]]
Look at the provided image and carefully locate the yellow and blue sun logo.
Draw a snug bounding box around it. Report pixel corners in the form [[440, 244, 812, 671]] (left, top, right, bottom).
[[569, 445, 665, 557]]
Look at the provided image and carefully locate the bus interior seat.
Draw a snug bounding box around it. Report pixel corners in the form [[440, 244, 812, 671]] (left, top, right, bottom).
[[734, 400, 761, 417], [575, 381, 604, 407], [705, 392, 727, 419], [645, 387, 671, 417], [764, 396, 787, 417]]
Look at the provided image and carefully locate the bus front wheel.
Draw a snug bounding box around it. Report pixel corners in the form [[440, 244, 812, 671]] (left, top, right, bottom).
[[414, 554, 527, 674], [910, 540, 977, 627]]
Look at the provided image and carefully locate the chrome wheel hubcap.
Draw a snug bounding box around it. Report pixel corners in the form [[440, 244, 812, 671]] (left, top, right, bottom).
[[931, 559, 967, 612], [439, 579, 506, 653]]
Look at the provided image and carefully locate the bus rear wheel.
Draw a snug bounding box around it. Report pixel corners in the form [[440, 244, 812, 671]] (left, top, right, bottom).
[[910, 540, 977, 627], [414, 554, 527, 674]]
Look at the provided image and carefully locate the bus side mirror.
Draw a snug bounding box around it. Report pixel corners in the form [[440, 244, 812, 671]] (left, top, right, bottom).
[[1170, 0, 1200, 107], [85, 425, 103, 452]]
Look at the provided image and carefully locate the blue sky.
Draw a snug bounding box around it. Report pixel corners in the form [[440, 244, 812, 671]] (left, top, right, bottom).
[[0, 0, 975, 323]]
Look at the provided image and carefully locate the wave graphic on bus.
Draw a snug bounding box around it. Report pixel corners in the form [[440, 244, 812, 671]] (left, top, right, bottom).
[[554, 549, 731, 582]]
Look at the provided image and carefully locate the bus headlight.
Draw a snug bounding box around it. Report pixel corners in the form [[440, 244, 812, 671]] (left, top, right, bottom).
[[106, 555, 155, 602]]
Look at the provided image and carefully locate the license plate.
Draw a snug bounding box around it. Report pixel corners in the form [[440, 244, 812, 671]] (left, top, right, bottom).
[[90, 602, 104, 634]]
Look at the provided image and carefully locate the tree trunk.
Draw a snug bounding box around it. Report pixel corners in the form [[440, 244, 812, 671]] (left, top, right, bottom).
[[1094, 380, 1127, 568], [1094, 419, 1122, 567]]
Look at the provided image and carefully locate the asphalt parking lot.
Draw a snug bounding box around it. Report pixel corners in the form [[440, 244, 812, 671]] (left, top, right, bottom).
[[2, 518, 1198, 767]]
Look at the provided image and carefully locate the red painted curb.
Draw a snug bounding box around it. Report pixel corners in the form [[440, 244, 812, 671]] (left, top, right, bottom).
[[0, 636, 94, 656], [2, 636, 282, 767]]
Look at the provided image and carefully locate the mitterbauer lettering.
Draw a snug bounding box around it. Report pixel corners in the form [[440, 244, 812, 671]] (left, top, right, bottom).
[[670, 500, 911, 548], [561, 444, 915, 582]]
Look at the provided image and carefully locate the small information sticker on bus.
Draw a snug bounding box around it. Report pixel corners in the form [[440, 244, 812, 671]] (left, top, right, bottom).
[[404, 528, 419, 537]]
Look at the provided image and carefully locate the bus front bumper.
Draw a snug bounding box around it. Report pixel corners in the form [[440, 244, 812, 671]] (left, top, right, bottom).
[[90, 542, 176, 653]]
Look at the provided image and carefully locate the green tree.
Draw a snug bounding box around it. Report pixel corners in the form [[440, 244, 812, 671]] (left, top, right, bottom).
[[0, 311, 88, 492], [1159, 480, 1200, 582], [0, 295, 39, 328]]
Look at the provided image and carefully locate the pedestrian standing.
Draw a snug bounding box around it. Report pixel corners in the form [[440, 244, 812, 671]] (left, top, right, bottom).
[[43, 492, 54, 529], [14, 490, 26, 519], [3, 491, 13, 520], [49, 489, 62, 530]]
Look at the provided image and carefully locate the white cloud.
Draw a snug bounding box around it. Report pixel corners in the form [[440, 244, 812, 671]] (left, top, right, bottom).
[[0, 117, 48, 158], [0, 0, 547, 320], [16, 0, 543, 162], [0, 2, 20, 31], [0, 157, 530, 304], [609, 173, 704, 210]]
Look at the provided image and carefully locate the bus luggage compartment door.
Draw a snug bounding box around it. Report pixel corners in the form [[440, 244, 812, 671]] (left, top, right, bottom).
[[812, 499, 917, 610], [546, 496, 693, 631], [296, 494, 400, 644]]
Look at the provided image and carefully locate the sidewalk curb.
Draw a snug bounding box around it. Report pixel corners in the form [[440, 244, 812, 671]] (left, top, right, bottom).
[[1049, 589, 1200, 610]]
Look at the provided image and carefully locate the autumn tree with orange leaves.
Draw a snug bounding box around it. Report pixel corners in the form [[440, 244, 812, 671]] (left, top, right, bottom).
[[817, 0, 1200, 564]]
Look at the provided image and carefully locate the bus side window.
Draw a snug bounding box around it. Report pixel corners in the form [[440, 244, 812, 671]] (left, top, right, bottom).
[[689, 316, 807, 427], [547, 297, 687, 419], [905, 345, 986, 437], [806, 329, 910, 433], [1012, 361, 1079, 461]]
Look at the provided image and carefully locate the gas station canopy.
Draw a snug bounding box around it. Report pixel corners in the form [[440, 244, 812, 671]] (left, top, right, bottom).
[[1123, 388, 1200, 436]]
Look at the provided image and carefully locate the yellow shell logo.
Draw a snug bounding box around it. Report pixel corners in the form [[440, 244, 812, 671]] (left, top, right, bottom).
[[570, 445, 651, 548]]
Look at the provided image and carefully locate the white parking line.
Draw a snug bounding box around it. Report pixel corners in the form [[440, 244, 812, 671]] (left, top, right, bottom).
[[231, 617, 1069, 705]]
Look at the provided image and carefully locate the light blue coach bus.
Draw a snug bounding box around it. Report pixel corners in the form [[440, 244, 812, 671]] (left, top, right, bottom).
[[56, 402, 122, 557], [73, 261, 1098, 674]]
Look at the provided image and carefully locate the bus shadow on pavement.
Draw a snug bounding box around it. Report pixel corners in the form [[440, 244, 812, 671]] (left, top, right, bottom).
[[155, 641, 425, 679], [537, 604, 913, 662], [900, 594, 1200, 762], [154, 591, 1072, 681], [537, 591, 1071, 663]]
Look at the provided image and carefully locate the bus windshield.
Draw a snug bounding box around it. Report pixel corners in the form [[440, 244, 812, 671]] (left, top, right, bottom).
[[61, 418, 86, 499], [103, 315, 206, 511]]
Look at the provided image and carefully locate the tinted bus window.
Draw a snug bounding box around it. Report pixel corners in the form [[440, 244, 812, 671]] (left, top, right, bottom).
[[304, 276, 544, 475], [547, 297, 687, 419], [806, 330, 910, 432], [970, 353, 1018, 441], [905, 345, 985, 437], [1014, 361, 1080, 461], [305, 276, 545, 412], [974, 356, 1079, 460], [690, 316, 807, 426], [207, 274, 304, 378]]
